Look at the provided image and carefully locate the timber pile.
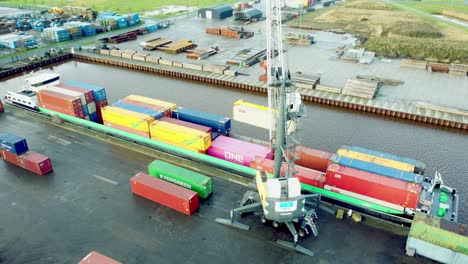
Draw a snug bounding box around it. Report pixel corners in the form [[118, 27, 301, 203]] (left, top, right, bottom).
[[342, 78, 380, 99], [133, 53, 149, 61], [227, 48, 267, 66], [291, 73, 320, 89], [204, 64, 229, 74], [207, 26, 254, 39], [449, 63, 468, 76], [160, 40, 197, 54], [285, 33, 315, 46], [416, 102, 468, 117], [121, 50, 136, 59], [141, 38, 172, 51], [315, 85, 342, 94], [427, 62, 450, 73], [400, 59, 427, 70], [186, 48, 217, 60]]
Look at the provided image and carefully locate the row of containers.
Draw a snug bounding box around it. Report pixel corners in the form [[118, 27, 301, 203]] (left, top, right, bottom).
[[97, 13, 140, 30], [0, 133, 53, 175], [131, 160, 213, 216], [42, 23, 96, 43]]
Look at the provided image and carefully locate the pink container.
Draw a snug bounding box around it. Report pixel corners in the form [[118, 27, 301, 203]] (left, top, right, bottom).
[[207, 135, 273, 167]]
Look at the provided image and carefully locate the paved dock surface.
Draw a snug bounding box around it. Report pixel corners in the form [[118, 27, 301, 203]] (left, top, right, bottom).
[[0, 109, 433, 263]]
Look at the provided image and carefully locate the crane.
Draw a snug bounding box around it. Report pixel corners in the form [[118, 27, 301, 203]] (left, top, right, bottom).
[[216, 0, 320, 256]]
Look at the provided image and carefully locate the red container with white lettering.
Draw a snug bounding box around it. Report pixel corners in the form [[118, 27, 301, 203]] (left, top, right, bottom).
[[79, 251, 122, 264], [207, 135, 273, 167], [130, 172, 199, 216]]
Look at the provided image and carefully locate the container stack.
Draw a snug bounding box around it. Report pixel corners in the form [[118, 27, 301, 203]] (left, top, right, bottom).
[[63, 25, 83, 39], [148, 160, 213, 199], [130, 172, 199, 216], [63, 21, 97, 36], [124, 13, 140, 27], [206, 26, 254, 39], [101, 106, 155, 138], [37, 89, 85, 118], [207, 135, 273, 167], [43, 27, 71, 43], [64, 81, 108, 123], [172, 107, 231, 135], [0, 133, 53, 175], [342, 78, 380, 99], [325, 145, 426, 213], [123, 95, 176, 117]]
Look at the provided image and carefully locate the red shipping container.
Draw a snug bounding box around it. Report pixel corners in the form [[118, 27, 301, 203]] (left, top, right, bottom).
[[19, 151, 53, 175], [79, 251, 122, 264], [37, 90, 82, 111], [1, 149, 21, 166], [103, 121, 150, 138], [325, 164, 421, 209], [130, 172, 199, 216], [120, 98, 171, 117], [0, 99, 4, 113], [293, 146, 333, 172], [39, 102, 84, 118], [160, 117, 212, 134], [95, 100, 108, 123], [57, 83, 95, 104], [250, 157, 326, 188]]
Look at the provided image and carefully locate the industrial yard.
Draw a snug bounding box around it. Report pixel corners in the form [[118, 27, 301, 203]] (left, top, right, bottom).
[[0, 0, 467, 263]]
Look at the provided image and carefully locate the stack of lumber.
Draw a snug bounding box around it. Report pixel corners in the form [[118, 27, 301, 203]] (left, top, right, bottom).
[[290, 73, 320, 89], [400, 59, 427, 70], [121, 50, 136, 59], [186, 48, 217, 60], [342, 78, 380, 99], [427, 62, 450, 73], [316, 85, 342, 94], [449, 63, 468, 76], [203, 64, 229, 74], [207, 26, 254, 39], [227, 48, 267, 66], [141, 38, 172, 51], [161, 40, 197, 54], [206, 28, 221, 35], [285, 33, 315, 46]]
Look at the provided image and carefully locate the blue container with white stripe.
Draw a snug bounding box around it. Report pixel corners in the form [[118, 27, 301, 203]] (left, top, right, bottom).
[[0, 133, 29, 155], [331, 155, 424, 184], [64, 81, 107, 102], [113, 102, 163, 119], [342, 145, 426, 174], [172, 107, 231, 135]]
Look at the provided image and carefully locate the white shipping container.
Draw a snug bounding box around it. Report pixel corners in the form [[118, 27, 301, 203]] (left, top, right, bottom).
[[232, 100, 274, 130], [44, 86, 87, 106]]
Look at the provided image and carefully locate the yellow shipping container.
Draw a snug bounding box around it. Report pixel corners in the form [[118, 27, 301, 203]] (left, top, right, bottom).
[[126, 95, 177, 111], [150, 120, 211, 153], [101, 106, 154, 133], [336, 149, 416, 173]]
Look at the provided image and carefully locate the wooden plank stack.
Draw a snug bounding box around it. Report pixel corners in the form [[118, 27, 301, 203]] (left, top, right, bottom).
[[285, 33, 315, 46], [291, 73, 320, 89], [427, 62, 450, 73], [141, 38, 172, 51], [342, 78, 380, 99], [206, 26, 254, 39], [160, 40, 197, 54], [316, 85, 342, 94], [449, 63, 468, 76], [400, 59, 428, 70], [186, 48, 217, 60], [206, 28, 221, 35]]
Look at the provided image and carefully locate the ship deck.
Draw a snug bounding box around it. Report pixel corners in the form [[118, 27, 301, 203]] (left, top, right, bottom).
[[0, 106, 432, 263]]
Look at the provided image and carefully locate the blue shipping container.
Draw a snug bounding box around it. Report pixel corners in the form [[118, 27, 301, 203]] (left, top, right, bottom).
[[0, 133, 29, 155], [342, 145, 426, 174], [172, 107, 231, 135], [331, 155, 424, 184], [64, 81, 107, 102], [113, 102, 163, 119], [83, 105, 89, 116], [90, 112, 99, 122]]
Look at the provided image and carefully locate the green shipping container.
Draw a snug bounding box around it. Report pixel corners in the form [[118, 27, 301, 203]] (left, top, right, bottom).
[[148, 160, 213, 199], [409, 212, 468, 255]]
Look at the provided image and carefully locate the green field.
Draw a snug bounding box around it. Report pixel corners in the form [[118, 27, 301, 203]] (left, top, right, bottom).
[[395, 0, 468, 13], [0, 0, 232, 13]]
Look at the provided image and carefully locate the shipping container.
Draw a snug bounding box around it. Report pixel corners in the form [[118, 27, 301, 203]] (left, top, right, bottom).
[[232, 99, 275, 130], [147, 160, 213, 199], [101, 106, 154, 133], [39, 101, 84, 119], [342, 145, 426, 174], [249, 157, 326, 188], [149, 117, 211, 153], [79, 251, 122, 264], [130, 172, 199, 216], [0, 132, 29, 155], [331, 155, 424, 184], [37, 89, 82, 112], [160, 117, 212, 134], [20, 151, 53, 175], [1, 149, 21, 166], [45, 85, 87, 106], [64, 81, 107, 102], [125, 95, 176, 112], [208, 135, 273, 167], [337, 148, 417, 174], [120, 98, 171, 117], [292, 146, 333, 172], [104, 121, 150, 138], [112, 101, 163, 119], [172, 107, 231, 135], [56, 83, 95, 104], [326, 164, 421, 209]]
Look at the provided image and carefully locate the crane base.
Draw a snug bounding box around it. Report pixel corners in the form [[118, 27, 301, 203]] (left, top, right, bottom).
[[276, 240, 314, 257], [215, 218, 251, 231]]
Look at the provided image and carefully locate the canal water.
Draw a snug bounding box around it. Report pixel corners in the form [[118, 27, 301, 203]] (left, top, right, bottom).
[[2, 61, 467, 222]]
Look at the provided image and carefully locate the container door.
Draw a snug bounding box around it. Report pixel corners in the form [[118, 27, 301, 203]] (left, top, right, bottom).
[[206, 10, 212, 19]]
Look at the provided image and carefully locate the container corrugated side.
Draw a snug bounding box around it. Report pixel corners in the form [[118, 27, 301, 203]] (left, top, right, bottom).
[[343, 145, 426, 174], [161, 117, 212, 134], [0, 132, 29, 155], [172, 107, 231, 135], [126, 95, 176, 111], [101, 106, 154, 133], [293, 146, 333, 172], [337, 148, 416, 173], [44, 85, 87, 106], [120, 98, 171, 117], [37, 89, 82, 111], [147, 160, 213, 198], [409, 212, 468, 255], [150, 119, 211, 153], [57, 83, 95, 104], [64, 81, 107, 102], [1, 149, 21, 166], [19, 151, 53, 175], [331, 155, 424, 184], [112, 101, 163, 119]]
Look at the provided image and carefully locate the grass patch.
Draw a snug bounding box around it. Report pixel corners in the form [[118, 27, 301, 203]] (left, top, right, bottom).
[[400, 2, 468, 14], [0, 0, 232, 13], [388, 21, 443, 38], [150, 10, 191, 19], [344, 1, 396, 10]]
